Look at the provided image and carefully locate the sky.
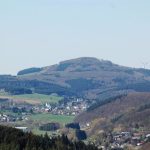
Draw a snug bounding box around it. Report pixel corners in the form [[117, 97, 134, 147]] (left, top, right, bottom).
[[0, 0, 150, 75]]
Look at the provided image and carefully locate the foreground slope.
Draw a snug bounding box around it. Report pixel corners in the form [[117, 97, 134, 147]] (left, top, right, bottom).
[[0, 125, 98, 150], [75, 92, 150, 135]]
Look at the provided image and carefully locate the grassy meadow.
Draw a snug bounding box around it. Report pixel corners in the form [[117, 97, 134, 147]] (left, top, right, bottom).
[[0, 92, 62, 104], [30, 113, 75, 124]]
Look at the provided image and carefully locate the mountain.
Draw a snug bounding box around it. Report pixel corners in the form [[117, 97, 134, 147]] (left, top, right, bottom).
[[1, 57, 150, 149], [1, 57, 150, 100]]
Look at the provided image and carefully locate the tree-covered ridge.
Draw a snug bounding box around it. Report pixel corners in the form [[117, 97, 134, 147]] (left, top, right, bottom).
[[0, 75, 74, 96], [17, 68, 42, 75], [0, 125, 98, 150], [2, 57, 150, 99], [2, 57, 150, 100]]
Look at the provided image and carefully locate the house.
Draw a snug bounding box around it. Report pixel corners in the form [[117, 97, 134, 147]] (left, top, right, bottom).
[[146, 134, 150, 138], [15, 127, 28, 132]]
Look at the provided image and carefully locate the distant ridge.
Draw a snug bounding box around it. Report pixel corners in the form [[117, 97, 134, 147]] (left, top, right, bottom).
[[17, 67, 42, 75], [0, 57, 150, 99]]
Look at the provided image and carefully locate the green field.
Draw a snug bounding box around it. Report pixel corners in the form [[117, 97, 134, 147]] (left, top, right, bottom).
[[12, 93, 62, 104], [0, 92, 63, 104], [30, 113, 75, 124], [12, 113, 75, 135]]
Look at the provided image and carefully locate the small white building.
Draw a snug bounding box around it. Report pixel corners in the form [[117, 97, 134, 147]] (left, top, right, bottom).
[[15, 127, 28, 132]]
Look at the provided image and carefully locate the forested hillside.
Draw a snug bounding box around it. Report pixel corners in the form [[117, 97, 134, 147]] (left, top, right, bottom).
[[76, 92, 150, 135], [0, 125, 98, 150], [1, 57, 150, 100]]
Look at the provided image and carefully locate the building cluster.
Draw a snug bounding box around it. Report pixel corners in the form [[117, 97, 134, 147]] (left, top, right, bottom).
[[98, 131, 150, 150], [0, 114, 14, 122], [112, 131, 150, 147], [33, 98, 89, 116], [0, 101, 32, 123], [0, 113, 28, 122], [0, 97, 89, 124]]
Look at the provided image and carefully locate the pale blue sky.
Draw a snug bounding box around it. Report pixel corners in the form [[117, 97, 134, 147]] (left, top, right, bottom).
[[0, 0, 150, 74]]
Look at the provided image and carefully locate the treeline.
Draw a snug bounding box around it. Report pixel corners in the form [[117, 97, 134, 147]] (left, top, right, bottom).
[[66, 78, 99, 93], [39, 123, 60, 131], [65, 123, 80, 130], [87, 94, 126, 111], [65, 123, 87, 140], [0, 75, 75, 96], [5, 87, 32, 95], [138, 103, 150, 112], [17, 67, 42, 75], [39, 123, 87, 141], [0, 125, 98, 150], [119, 81, 150, 92]]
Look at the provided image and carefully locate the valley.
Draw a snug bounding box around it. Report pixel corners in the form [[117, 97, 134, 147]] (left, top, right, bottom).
[[0, 91, 88, 139], [0, 57, 150, 149]]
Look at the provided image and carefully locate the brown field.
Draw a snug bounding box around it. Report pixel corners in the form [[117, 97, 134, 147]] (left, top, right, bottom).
[[0, 93, 62, 105], [0, 95, 40, 104]]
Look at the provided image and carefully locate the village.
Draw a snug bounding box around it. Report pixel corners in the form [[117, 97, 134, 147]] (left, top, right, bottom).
[[0, 97, 150, 149], [93, 130, 150, 149], [0, 97, 89, 123], [110, 131, 150, 149], [32, 97, 89, 116]]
